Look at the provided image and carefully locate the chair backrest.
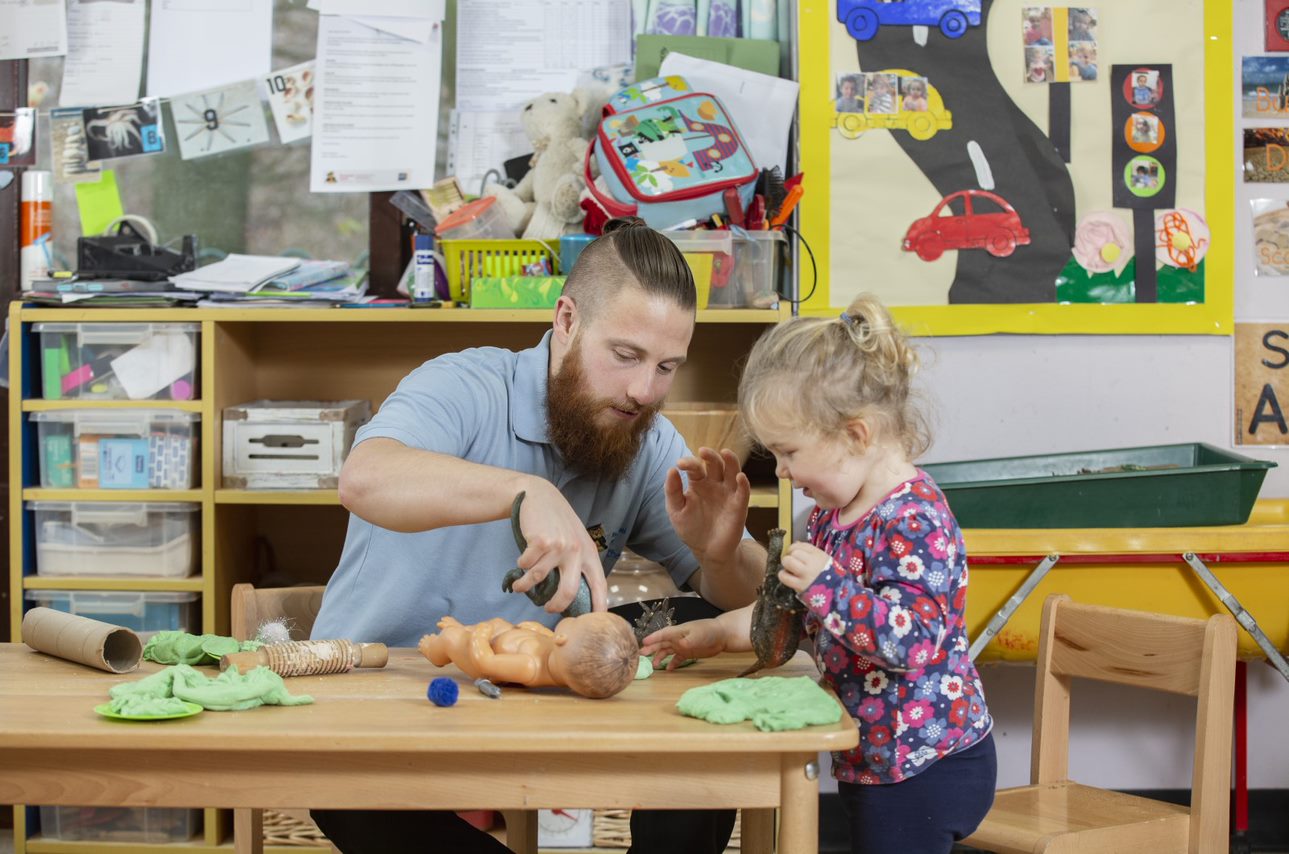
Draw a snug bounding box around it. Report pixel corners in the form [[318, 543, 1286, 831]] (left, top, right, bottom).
[[1030, 594, 1237, 852], [230, 583, 328, 642]]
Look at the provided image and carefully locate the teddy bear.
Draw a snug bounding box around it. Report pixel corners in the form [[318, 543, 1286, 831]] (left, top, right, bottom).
[[486, 90, 594, 241]]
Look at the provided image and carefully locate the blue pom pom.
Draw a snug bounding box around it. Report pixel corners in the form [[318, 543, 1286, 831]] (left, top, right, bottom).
[[427, 677, 458, 707]]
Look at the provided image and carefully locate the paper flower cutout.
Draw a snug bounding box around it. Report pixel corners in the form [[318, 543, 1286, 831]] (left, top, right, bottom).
[[1155, 208, 1210, 271], [1072, 212, 1131, 276]]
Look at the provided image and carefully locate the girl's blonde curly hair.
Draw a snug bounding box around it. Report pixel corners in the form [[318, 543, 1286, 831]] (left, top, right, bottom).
[[738, 294, 931, 458]]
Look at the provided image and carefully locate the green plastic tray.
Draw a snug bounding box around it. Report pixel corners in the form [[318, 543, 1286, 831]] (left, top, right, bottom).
[[921, 443, 1276, 529]]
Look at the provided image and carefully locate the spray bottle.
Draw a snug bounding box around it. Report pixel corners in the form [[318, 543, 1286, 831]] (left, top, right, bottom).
[[20, 170, 53, 291]]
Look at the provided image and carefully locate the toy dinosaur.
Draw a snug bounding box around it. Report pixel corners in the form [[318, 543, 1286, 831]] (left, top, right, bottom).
[[501, 491, 593, 617], [632, 597, 675, 646], [739, 528, 805, 677]]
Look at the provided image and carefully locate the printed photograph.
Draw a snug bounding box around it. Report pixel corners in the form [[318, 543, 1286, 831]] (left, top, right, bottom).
[[0, 108, 37, 166], [50, 108, 100, 183], [1242, 55, 1289, 117], [900, 76, 929, 112], [1126, 69, 1162, 108], [1022, 7, 1053, 44], [835, 74, 865, 113], [1025, 45, 1056, 83], [1245, 127, 1289, 182], [82, 99, 165, 162], [865, 72, 899, 114]]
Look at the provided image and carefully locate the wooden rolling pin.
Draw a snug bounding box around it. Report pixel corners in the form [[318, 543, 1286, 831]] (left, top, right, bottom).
[[220, 639, 388, 676]]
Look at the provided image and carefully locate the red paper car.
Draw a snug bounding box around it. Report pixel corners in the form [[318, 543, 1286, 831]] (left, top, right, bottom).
[[902, 190, 1031, 261]]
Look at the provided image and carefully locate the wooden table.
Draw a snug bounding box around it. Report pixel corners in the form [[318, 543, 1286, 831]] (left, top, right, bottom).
[[0, 645, 857, 853]]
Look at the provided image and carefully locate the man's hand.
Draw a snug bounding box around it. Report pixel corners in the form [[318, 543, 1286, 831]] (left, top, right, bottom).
[[640, 619, 728, 669], [665, 447, 750, 565], [508, 479, 608, 613], [778, 542, 833, 593]]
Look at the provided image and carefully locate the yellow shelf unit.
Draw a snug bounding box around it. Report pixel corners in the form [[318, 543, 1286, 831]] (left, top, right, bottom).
[[22, 400, 205, 413], [7, 303, 790, 854], [20, 576, 204, 592]]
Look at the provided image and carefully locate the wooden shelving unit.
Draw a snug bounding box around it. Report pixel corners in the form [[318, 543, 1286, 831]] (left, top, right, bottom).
[[7, 303, 790, 854]]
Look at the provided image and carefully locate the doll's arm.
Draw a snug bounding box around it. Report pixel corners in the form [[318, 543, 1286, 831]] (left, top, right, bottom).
[[468, 625, 542, 685]]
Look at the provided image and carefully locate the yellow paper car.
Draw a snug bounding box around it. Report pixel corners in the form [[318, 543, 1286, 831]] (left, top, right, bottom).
[[831, 68, 953, 142]]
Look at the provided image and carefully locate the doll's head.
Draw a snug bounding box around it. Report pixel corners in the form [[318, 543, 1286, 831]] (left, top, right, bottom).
[[547, 612, 639, 699]]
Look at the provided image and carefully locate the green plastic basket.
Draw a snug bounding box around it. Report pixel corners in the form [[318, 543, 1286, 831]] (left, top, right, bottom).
[[922, 443, 1276, 529]]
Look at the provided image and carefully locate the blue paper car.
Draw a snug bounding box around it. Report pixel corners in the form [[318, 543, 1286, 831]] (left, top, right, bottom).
[[836, 0, 982, 41]]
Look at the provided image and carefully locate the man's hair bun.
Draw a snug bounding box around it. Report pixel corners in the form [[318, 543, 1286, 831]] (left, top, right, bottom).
[[601, 216, 648, 234]]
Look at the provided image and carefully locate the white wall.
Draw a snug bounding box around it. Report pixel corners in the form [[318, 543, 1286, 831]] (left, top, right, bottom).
[[808, 0, 1289, 794]]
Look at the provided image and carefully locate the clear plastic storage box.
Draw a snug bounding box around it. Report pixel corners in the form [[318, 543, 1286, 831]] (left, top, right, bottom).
[[37, 806, 200, 843], [24, 589, 199, 638], [664, 230, 785, 308], [729, 230, 786, 309], [33, 322, 200, 401], [664, 231, 733, 309], [30, 501, 198, 577], [32, 409, 200, 489]]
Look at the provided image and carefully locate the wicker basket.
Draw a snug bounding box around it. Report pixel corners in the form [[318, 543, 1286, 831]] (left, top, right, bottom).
[[661, 403, 752, 465], [262, 809, 332, 847], [592, 808, 742, 849]]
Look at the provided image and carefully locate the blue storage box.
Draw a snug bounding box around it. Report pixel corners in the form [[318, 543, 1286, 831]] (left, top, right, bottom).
[[24, 589, 199, 639]]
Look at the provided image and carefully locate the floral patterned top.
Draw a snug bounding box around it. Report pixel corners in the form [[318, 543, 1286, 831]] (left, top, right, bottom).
[[800, 470, 992, 785]]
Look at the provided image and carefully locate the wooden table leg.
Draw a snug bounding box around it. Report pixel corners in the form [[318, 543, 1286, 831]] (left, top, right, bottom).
[[778, 753, 819, 854], [233, 807, 263, 854], [741, 808, 776, 854]]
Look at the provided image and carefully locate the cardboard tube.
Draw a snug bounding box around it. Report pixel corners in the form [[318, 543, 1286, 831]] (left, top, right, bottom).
[[22, 607, 142, 673]]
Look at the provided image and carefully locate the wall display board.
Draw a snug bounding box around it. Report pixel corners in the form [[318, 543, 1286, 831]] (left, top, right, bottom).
[[799, 0, 1232, 334]]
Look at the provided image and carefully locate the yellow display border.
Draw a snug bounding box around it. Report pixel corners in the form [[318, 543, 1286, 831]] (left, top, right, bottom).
[[797, 1, 1233, 336]]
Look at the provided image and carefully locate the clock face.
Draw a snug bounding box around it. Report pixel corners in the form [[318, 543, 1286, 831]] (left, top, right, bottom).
[[537, 808, 592, 845], [1279, 9, 1289, 40], [173, 80, 270, 160]]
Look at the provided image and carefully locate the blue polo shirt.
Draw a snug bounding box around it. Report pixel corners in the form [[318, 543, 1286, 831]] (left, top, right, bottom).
[[312, 331, 702, 647]]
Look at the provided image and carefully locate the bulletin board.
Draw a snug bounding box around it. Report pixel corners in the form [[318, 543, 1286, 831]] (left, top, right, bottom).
[[797, 0, 1233, 335]]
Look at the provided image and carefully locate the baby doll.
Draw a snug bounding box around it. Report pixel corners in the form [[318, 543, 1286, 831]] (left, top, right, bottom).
[[418, 612, 638, 699]]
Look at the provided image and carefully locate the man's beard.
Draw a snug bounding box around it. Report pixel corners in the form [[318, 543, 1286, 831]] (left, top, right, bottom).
[[547, 341, 661, 481]]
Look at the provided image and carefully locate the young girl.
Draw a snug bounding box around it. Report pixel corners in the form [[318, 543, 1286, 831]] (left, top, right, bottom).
[[642, 295, 995, 854]]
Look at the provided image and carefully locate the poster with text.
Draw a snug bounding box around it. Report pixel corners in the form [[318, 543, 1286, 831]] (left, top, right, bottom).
[[1235, 323, 1289, 446]]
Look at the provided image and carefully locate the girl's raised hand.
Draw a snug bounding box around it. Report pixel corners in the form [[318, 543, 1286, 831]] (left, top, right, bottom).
[[779, 541, 834, 592], [640, 619, 727, 669]]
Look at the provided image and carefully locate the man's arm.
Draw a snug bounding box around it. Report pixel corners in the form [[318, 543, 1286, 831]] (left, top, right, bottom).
[[686, 538, 767, 610], [338, 438, 608, 612], [338, 438, 532, 532]]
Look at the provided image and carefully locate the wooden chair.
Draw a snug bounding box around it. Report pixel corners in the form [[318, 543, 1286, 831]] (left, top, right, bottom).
[[963, 594, 1237, 854], [228, 584, 536, 854]]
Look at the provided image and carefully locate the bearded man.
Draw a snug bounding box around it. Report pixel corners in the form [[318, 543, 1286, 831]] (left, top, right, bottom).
[[310, 217, 766, 854]]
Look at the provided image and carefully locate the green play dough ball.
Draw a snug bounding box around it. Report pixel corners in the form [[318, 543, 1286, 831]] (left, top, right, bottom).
[[635, 656, 654, 680]]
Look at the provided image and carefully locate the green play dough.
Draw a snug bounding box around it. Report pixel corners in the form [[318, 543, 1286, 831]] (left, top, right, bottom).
[[635, 656, 654, 680], [677, 676, 843, 732], [107, 664, 313, 715], [143, 631, 261, 666]]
